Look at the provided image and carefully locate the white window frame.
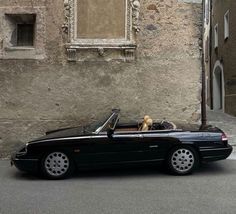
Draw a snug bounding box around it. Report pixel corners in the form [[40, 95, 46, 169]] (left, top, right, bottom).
[[205, 37, 209, 62], [224, 10, 229, 40], [63, 0, 140, 61], [214, 24, 218, 49], [205, 0, 209, 24]]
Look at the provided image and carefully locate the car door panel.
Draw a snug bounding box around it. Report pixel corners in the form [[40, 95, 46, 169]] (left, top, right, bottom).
[[73, 132, 176, 166], [86, 132, 148, 164], [110, 133, 147, 162], [142, 132, 178, 159]]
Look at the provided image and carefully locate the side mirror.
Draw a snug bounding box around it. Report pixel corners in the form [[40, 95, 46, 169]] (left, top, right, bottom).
[[107, 128, 114, 138]]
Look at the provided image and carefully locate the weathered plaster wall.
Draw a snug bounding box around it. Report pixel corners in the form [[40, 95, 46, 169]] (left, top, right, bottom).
[[211, 0, 236, 116], [0, 0, 202, 157]]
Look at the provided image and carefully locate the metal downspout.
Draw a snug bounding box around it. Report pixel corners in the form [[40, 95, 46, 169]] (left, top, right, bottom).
[[200, 0, 207, 130]]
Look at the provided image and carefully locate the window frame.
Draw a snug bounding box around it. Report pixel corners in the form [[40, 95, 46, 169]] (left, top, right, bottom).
[[63, 0, 140, 61], [224, 10, 229, 40], [67, 0, 134, 46], [205, 0, 210, 25], [0, 7, 46, 60], [214, 24, 218, 49]]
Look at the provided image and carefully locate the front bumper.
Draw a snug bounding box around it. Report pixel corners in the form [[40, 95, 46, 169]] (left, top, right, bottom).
[[200, 144, 233, 162], [11, 153, 39, 174]]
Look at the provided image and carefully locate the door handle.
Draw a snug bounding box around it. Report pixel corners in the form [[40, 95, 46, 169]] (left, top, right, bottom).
[[149, 145, 158, 148]]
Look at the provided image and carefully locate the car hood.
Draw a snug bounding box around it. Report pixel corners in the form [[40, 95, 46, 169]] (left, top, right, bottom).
[[30, 126, 89, 143]]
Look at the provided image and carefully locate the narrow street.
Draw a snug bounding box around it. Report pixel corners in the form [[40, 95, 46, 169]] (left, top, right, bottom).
[[0, 159, 236, 214]]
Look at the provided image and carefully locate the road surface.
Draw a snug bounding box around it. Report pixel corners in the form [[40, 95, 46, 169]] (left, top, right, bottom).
[[0, 159, 236, 214]]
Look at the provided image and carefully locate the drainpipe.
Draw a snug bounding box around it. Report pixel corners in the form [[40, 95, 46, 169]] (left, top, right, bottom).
[[200, 0, 207, 130], [209, 0, 213, 109]]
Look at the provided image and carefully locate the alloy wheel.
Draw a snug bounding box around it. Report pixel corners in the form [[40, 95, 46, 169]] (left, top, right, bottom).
[[44, 152, 70, 177], [169, 147, 197, 174]]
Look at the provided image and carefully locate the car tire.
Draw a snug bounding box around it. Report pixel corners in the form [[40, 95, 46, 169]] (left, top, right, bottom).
[[167, 146, 199, 175], [41, 151, 74, 179]]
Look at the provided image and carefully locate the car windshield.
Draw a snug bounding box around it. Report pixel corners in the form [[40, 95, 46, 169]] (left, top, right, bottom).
[[83, 110, 119, 134]]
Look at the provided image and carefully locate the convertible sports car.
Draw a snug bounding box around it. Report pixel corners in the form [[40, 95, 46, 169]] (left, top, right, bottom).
[[11, 109, 232, 179]]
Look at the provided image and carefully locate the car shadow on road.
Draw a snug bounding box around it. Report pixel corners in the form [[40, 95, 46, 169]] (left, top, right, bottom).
[[72, 160, 235, 179], [10, 160, 235, 181], [73, 164, 166, 179], [10, 164, 166, 181]]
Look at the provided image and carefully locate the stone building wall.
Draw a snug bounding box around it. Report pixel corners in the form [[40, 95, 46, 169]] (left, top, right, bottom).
[[0, 0, 202, 157], [211, 0, 236, 116]]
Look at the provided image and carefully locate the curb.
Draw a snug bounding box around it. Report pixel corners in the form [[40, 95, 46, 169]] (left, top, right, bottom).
[[232, 145, 236, 152]]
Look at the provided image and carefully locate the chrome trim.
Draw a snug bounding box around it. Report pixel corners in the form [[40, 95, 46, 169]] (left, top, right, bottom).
[[30, 135, 103, 143], [30, 131, 174, 143], [199, 146, 214, 149], [29, 127, 188, 144], [90, 135, 107, 139], [38, 133, 146, 142], [115, 129, 183, 134], [202, 155, 229, 160], [13, 158, 39, 161], [113, 134, 142, 138], [200, 147, 231, 152]]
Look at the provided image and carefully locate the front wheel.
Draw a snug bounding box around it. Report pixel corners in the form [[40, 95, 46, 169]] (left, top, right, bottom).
[[167, 146, 199, 175], [41, 151, 74, 179]]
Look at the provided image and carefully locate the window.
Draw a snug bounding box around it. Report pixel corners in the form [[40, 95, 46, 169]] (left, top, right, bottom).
[[5, 14, 36, 47], [64, 0, 140, 61], [17, 24, 34, 46], [224, 10, 229, 40], [214, 24, 218, 49], [77, 0, 126, 39], [0, 7, 46, 60]]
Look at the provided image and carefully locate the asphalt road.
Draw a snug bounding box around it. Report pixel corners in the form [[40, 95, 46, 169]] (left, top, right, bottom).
[[0, 159, 236, 214]]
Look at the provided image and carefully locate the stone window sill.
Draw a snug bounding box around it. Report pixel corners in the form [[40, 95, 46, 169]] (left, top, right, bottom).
[[1, 46, 45, 60], [5, 46, 35, 51]]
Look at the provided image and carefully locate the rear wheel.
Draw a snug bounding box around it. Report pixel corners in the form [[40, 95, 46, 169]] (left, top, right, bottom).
[[167, 146, 199, 175], [41, 151, 74, 179]]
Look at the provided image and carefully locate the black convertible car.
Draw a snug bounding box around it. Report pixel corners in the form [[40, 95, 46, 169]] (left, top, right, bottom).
[[11, 109, 232, 179]]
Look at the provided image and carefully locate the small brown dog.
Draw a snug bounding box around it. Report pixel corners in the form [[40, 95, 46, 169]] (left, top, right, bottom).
[[139, 115, 153, 131]]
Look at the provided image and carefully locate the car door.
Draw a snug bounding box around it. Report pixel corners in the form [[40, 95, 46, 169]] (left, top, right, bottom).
[[72, 131, 177, 166], [141, 131, 177, 160], [87, 131, 148, 165], [111, 131, 169, 162], [109, 131, 148, 163]]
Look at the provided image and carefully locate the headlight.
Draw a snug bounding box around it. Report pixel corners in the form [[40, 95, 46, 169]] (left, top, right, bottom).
[[16, 143, 28, 156]]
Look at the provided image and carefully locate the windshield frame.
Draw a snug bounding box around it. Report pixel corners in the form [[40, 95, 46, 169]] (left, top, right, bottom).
[[93, 110, 120, 134]]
